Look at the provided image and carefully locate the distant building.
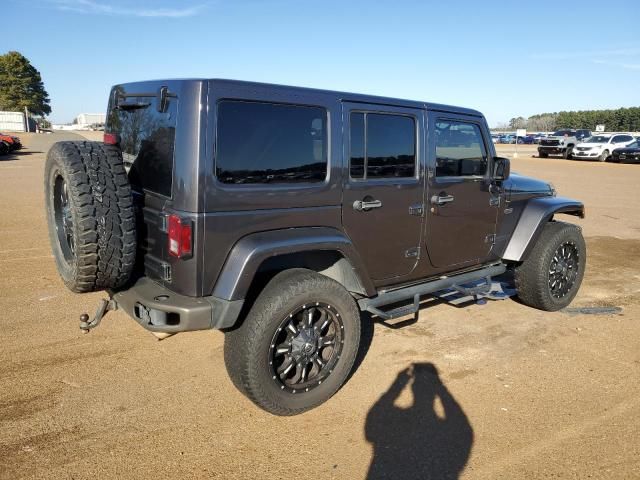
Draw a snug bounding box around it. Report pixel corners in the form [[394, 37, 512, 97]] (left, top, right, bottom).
[[0, 111, 27, 132], [75, 113, 106, 128]]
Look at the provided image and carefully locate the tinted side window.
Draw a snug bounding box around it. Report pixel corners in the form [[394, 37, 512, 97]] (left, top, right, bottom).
[[367, 114, 415, 178], [349, 112, 416, 180], [435, 121, 487, 177], [216, 101, 327, 184]]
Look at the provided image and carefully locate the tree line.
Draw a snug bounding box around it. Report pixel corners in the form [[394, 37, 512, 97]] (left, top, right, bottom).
[[500, 107, 640, 132]]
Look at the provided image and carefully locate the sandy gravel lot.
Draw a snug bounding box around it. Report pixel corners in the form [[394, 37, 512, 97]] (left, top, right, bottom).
[[1, 134, 639, 479]]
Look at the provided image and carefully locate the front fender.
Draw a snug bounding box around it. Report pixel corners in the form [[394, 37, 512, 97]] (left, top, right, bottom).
[[502, 196, 585, 262], [212, 227, 376, 301]]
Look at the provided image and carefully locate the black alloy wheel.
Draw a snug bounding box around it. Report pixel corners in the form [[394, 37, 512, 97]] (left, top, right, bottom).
[[53, 174, 75, 262], [548, 241, 579, 299], [269, 302, 344, 394]]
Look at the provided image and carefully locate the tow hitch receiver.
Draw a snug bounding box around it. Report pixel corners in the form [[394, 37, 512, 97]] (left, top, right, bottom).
[[79, 298, 118, 333]]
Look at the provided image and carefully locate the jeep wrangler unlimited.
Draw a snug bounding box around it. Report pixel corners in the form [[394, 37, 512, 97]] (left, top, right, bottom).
[[44, 79, 586, 415]]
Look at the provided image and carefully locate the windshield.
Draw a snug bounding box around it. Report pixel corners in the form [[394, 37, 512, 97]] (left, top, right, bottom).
[[552, 130, 574, 136], [626, 141, 639, 149], [585, 135, 611, 143]]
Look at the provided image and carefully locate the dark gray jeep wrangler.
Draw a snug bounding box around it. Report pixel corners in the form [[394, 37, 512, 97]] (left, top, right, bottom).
[[44, 79, 586, 415]]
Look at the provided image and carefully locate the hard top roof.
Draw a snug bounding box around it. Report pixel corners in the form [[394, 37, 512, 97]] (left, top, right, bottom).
[[117, 78, 484, 117]]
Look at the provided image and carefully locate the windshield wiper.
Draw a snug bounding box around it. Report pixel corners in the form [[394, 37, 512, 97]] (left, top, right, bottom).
[[116, 101, 151, 111]]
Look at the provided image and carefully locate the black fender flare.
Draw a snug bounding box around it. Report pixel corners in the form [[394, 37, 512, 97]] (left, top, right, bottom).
[[212, 227, 376, 301], [502, 196, 585, 262]]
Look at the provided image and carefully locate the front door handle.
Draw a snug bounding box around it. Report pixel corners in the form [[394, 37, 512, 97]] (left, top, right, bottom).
[[431, 194, 455, 206], [353, 199, 382, 212]]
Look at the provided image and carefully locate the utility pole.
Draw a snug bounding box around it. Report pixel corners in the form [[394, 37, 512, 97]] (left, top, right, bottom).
[[24, 106, 30, 133]]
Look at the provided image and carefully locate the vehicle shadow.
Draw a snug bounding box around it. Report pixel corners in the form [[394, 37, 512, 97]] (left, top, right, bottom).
[[365, 363, 474, 480], [0, 150, 39, 161]]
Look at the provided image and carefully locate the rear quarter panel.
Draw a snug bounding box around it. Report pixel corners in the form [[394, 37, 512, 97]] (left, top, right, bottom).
[[200, 81, 344, 296]]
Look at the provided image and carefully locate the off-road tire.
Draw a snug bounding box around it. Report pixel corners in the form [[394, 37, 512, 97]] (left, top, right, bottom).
[[563, 146, 573, 160], [538, 151, 548, 158], [224, 269, 361, 416], [514, 221, 586, 311], [44, 141, 136, 293], [0, 141, 9, 156], [599, 150, 609, 162]]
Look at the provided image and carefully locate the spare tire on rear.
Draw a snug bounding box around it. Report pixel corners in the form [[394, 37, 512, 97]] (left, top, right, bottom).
[[44, 141, 136, 293]]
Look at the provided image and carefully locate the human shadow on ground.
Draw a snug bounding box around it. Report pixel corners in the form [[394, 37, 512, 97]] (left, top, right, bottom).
[[365, 363, 474, 480]]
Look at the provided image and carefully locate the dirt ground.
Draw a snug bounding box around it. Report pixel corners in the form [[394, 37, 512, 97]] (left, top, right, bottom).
[[1, 135, 638, 479]]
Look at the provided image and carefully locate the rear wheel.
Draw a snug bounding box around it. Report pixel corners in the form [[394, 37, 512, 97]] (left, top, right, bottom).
[[599, 150, 609, 162], [514, 222, 586, 311], [224, 269, 361, 415], [44, 141, 136, 292]]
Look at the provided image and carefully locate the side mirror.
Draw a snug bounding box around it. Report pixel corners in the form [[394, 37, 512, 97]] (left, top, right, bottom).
[[493, 157, 510, 181]]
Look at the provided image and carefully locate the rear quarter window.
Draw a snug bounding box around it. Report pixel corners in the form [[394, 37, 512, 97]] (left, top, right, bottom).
[[215, 101, 327, 185]]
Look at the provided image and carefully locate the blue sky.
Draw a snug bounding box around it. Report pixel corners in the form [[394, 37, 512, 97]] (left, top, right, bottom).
[[5, 0, 640, 125]]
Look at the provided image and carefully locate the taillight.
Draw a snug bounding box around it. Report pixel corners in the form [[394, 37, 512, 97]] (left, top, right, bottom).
[[168, 215, 192, 258], [103, 133, 119, 145]]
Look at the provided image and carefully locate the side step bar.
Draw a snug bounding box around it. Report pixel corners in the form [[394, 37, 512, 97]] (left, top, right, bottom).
[[358, 264, 507, 319]]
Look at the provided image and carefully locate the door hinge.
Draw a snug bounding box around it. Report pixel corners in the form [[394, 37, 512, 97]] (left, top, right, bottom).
[[485, 234, 496, 245], [405, 247, 420, 258], [409, 204, 424, 216]]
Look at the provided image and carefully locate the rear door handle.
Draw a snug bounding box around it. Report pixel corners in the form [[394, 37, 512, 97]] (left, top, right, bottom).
[[431, 194, 455, 206], [353, 199, 382, 211]]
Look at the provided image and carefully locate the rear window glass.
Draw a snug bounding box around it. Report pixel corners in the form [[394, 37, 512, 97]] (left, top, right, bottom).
[[216, 101, 327, 185], [106, 91, 176, 197]]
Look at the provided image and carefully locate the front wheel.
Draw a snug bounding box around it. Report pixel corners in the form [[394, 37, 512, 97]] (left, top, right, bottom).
[[599, 150, 609, 162], [514, 222, 586, 311], [224, 269, 361, 415], [563, 147, 573, 159], [538, 150, 548, 158]]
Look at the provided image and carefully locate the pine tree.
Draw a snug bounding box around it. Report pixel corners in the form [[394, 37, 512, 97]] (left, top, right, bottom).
[[0, 51, 51, 116]]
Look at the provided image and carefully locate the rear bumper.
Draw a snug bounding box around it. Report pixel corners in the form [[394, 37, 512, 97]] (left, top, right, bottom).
[[113, 277, 244, 333]]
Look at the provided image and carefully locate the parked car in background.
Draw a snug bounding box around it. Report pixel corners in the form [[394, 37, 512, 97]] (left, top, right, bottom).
[[0, 140, 10, 156], [611, 140, 640, 163], [573, 133, 636, 162], [517, 136, 535, 144], [491, 134, 501, 143], [532, 134, 546, 144], [0, 133, 22, 151], [538, 129, 591, 159], [500, 134, 515, 144]]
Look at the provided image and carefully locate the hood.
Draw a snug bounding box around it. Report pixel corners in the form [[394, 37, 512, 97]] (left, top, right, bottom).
[[504, 173, 554, 199], [613, 146, 640, 154], [576, 142, 608, 148]]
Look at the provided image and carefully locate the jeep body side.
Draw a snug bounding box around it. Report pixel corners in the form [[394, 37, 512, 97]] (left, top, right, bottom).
[[46, 79, 586, 414]]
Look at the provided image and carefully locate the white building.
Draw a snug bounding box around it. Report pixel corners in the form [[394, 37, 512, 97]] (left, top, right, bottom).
[[0, 111, 26, 132], [75, 113, 106, 127]]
